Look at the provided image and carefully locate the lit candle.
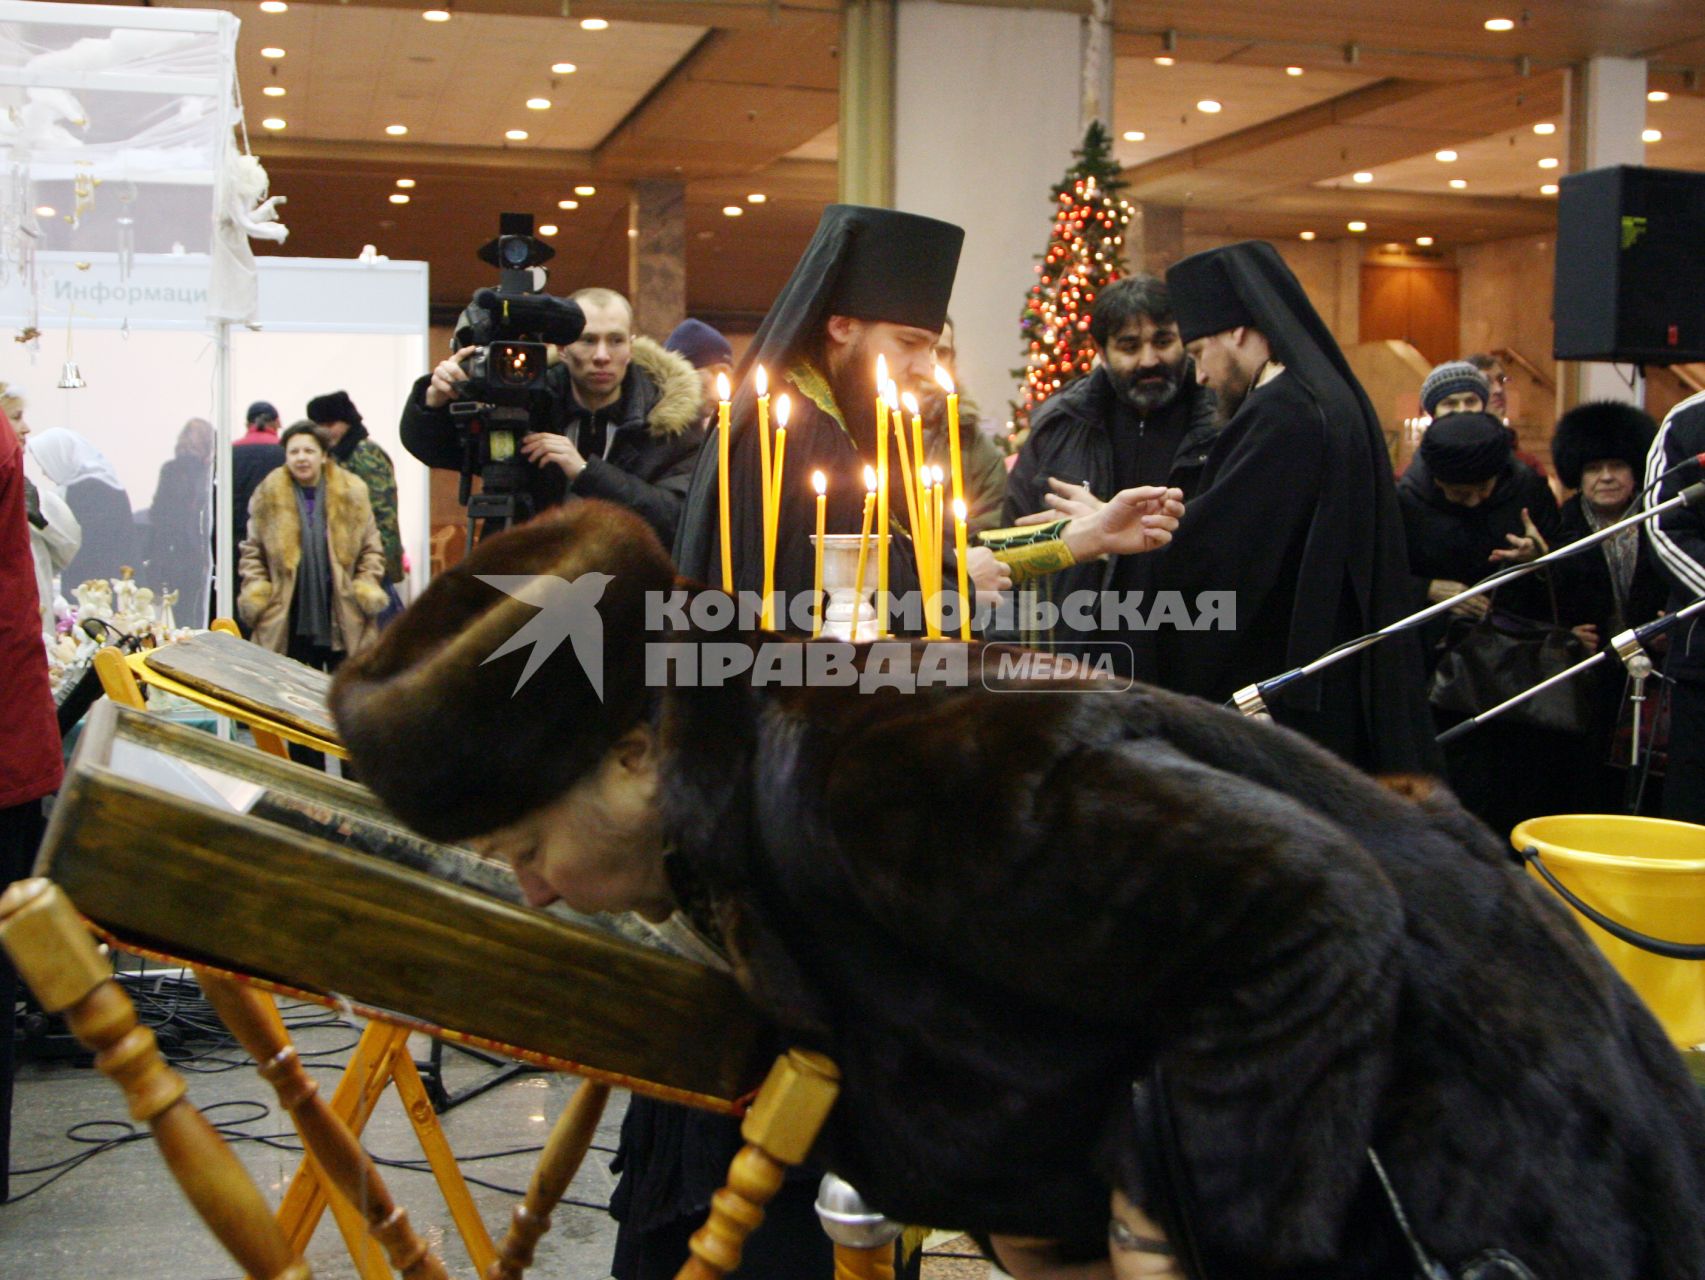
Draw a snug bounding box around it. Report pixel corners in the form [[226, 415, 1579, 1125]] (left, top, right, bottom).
[[715, 370, 733, 592], [875, 357, 889, 637], [811, 470, 827, 639], [853, 465, 876, 639], [893, 388, 923, 597], [953, 497, 972, 641], [935, 363, 964, 511], [762, 394, 791, 631], [755, 364, 773, 541]]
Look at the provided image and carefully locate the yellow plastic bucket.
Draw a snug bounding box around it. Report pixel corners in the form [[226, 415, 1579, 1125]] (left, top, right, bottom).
[[1512, 815, 1705, 1046]]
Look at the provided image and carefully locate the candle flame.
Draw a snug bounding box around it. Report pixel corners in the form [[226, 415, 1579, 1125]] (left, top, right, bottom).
[[900, 390, 920, 416], [933, 363, 956, 394], [775, 393, 791, 427], [864, 464, 877, 492], [875, 353, 888, 387], [953, 498, 968, 521], [883, 380, 900, 412], [754, 364, 768, 397], [812, 469, 827, 495], [715, 371, 731, 401], [932, 465, 945, 486]]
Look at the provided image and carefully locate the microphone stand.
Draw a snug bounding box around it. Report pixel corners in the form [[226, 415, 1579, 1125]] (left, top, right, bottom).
[[1232, 481, 1705, 718]]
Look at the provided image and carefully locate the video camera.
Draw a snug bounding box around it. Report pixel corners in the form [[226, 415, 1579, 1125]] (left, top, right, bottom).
[[450, 212, 586, 538]]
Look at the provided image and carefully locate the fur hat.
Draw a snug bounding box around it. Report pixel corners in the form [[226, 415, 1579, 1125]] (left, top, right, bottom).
[[331, 501, 675, 842], [1420, 361, 1491, 418], [307, 390, 363, 430], [1550, 401, 1657, 492]]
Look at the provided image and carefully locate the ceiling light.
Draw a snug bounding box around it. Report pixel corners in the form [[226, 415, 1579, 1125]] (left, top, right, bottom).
[[389, 193, 410, 204], [1483, 17, 1515, 31], [1540, 183, 1559, 195], [1538, 156, 1559, 169], [260, 1, 288, 12], [747, 193, 766, 204], [261, 117, 286, 130], [538, 224, 558, 236], [385, 124, 408, 136], [1533, 122, 1556, 135], [527, 97, 551, 110], [580, 17, 608, 30], [551, 62, 577, 74], [505, 129, 529, 141], [34, 205, 54, 217], [1648, 90, 1670, 103], [1121, 130, 1146, 142], [1154, 56, 1175, 66], [1382, 242, 1402, 253], [1347, 221, 1367, 233], [1196, 99, 1222, 113], [1286, 66, 1304, 76], [626, 228, 638, 238], [574, 185, 595, 196], [1449, 178, 1468, 189], [1416, 236, 1435, 247], [1435, 150, 1458, 162], [1353, 171, 1373, 183], [262, 85, 286, 97], [557, 199, 579, 210], [422, 8, 450, 20], [260, 46, 285, 58], [396, 178, 415, 188], [1643, 128, 1662, 143], [722, 206, 744, 217], [1299, 230, 1316, 240]]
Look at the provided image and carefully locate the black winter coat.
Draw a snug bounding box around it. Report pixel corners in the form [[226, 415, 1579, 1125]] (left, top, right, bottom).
[[1647, 392, 1705, 681], [658, 653, 1705, 1278]]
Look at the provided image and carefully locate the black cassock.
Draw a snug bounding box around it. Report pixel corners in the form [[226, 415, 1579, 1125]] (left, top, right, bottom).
[[657, 656, 1705, 1279]]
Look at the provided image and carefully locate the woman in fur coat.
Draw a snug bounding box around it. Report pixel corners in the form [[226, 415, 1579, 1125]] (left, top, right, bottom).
[[238, 420, 387, 668]]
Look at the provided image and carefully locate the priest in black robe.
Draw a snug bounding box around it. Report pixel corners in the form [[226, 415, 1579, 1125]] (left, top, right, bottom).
[[1140, 241, 1439, 775]]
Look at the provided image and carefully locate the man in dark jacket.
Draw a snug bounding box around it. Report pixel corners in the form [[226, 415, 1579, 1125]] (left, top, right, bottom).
[[1645, 388, 1705, 822], [400, 288, 705, 546]]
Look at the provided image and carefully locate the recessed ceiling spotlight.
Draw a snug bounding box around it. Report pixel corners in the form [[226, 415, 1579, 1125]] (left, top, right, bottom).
[[260, 1, 288, 12], [1484, 17, 1515, 31], [422, 8, 450, 20], [1286, 66, 1304, 76], [396, 178, 415, 188], [1435, 150, 1458, 162], [574, 185, 596, 196], [527, 98, 551, 110], [389, 193, 410, 204], [260, 46, 286, 58], [1154, 56, 1175, 66], [551, 62, 577, 74], [34, 205, 54, 218], [1353, 171, 1374, 183], [1449, 178, 1468, 189], [1533, 122, 1556, 135], [1416, 236, 1435, 247], [1648, 90, 1670, 103], [261, 117, 286, 130], [538, 224, 558, 236], [626, 228, 638, 238], [747, 193, 767, 204], [1347, 221, 1367, 233], [722, 206, 744, 217], [1121, 130, 1146, 142], [1196, 99, 1222, 113], [1299, 230, 1316, 240], [1540, 183, 1559, 195], [1538, 156, 1559, 169], [262, 85, 286, 97], [580, 17, 608, 30], [386, 124, 409, 136], [505, 129, 529, 141], [557, 199, 579, 210], [1382, 242, 1403, 253], [1643, 128, 1663, 143]]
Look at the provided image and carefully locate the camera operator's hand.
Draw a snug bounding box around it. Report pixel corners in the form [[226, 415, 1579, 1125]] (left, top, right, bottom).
[[521, 431, 586, 480], [424, 345, 479, 409]]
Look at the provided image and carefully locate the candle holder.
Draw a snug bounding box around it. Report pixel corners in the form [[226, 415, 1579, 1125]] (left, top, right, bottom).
[[810, 534, 878, 642]]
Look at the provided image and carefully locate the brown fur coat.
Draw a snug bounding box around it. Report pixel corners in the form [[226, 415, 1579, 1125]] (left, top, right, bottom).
[[238, 462, 387, 655]]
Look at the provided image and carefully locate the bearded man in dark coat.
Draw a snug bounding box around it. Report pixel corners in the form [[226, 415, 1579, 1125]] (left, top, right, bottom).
[[334, 500, 1705, 1280], [1151, 242, 1439, 776]]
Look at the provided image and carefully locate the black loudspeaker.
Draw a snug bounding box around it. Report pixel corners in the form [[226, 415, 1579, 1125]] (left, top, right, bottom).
[[1553, 165, 1705, 364]]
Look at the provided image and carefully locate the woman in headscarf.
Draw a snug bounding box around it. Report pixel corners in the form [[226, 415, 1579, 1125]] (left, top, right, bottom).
[[238, 421, 388, 671], [143, 417, 214, 627], [25, 426, 139, 591]]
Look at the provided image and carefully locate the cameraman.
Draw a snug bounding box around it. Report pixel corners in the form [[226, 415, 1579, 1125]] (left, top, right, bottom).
[[399, 288, 705, 544]]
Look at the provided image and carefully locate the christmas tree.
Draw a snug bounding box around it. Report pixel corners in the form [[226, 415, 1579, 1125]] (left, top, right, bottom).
[[1013, 121, 1133, 428]]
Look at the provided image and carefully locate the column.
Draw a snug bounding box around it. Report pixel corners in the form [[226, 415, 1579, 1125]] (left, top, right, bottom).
[[839, 0, 895, 207], [892, 0, 1081, 425], [627, 179, 686, 340], [1565, 56, 1647, 409], [1131, 204, 1184, 278]]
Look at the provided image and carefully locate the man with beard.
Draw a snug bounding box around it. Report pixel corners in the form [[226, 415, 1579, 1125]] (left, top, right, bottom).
[[1145, 240, 1440, 775], [998, 276, 1219, 663]]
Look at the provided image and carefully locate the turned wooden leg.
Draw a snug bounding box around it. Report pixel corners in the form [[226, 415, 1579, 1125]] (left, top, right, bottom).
[[0, 880, 310, 1280], [195, 971, 451, 1280], [673, 1049, 841, 1280], [485, 1078, 612, 1280], [833, 1244, 896, 1280]]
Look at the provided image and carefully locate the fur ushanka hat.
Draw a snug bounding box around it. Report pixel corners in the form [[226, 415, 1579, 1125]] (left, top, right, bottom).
[[331, 501, 675, 842], [1550, 400, 1657, 492]]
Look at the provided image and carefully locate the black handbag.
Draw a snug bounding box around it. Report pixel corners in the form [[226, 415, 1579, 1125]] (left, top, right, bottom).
[[1429, 578, 1593, 735]]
